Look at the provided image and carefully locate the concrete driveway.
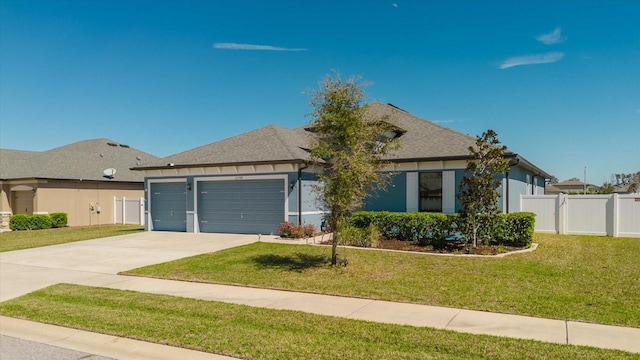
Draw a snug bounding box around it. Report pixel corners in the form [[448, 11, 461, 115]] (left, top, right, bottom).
[[0, 231, 261, 301]]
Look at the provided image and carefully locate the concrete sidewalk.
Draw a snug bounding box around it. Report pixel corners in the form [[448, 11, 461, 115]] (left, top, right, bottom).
[[1, 231, 639, 358], [67, 273, 639, 354]]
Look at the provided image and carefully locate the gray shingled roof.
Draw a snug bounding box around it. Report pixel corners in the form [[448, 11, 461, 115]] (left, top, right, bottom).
[[135, 103, 549, 177], [146, 125, 313, 168], [367, 103, 486, 161], [139, 103, 503, 169], [554, 179, 598, 188], [0, 139, 158, 182]]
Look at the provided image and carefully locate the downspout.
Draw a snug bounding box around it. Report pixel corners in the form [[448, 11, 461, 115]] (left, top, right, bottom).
[[297, 163, 308, 226], [531, 174, 540, 195], [505, 157, 521, 214], [505, 171, 510, 213]]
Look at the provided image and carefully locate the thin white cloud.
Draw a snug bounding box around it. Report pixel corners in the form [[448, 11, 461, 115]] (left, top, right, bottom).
[[536, 27, 567, 45], [500, 52, 565, 69], [432, 119, 457, 124], [213, 42, 307, 51], [392, 3, 398, 7]]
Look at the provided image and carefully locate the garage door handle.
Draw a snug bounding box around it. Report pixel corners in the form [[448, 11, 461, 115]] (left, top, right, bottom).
[[170, 211, 174, 216]]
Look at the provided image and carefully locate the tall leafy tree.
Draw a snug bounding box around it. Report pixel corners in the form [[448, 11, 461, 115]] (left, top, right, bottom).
[[627, 172, 640, 194], [457, 130, 509, 248], [307, 73, 399, 265]]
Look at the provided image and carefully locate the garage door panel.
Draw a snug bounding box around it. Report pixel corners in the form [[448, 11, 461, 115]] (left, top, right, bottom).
[[197, 179, 285, 234], [150, 183, 187, 232]]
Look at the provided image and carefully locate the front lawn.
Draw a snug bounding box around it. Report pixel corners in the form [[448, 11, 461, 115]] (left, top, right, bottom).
[[0, 225, 144, 252], [124, 233, 640, 328], [0, 284, 634, 360]]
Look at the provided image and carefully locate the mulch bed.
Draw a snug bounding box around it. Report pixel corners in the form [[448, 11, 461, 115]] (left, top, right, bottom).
[[375, 239, 526, 255], [318, 238, 527, 256]]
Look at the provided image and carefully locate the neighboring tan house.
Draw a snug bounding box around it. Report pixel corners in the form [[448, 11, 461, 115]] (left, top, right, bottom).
[[134, 103, 551, 235], [0, 139, 158, 229], [545, 179, 599, 194]]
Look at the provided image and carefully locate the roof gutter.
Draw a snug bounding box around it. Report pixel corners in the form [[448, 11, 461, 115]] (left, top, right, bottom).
[[131, 159, 307, 171]]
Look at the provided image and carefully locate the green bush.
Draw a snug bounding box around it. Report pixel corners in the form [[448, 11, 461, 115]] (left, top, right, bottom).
[[29, 214, 53, 230], [9, 214, 31, 230], [8, 213, 68, 231], [50, 212, 68, 228], [350, 211, 535, 248], [337, 224, 366, 247]]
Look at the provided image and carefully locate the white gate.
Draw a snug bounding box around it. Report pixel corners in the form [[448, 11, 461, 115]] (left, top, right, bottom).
[[114, 197, 145, 225], [521, 194, 640, 237]]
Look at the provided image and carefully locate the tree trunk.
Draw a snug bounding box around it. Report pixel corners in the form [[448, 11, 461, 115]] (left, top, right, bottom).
[[472, 217, 478, 248], [331, 239, 338, 266], [330, 215, 340, 266]]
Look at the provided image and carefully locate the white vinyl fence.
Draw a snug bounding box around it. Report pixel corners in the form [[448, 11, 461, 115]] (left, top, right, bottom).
[[114, 197, 145, 226], [521, 194, 640, 237]]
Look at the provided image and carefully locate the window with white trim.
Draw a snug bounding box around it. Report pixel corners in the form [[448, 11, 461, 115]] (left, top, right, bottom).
[[419, 172, 442, 212]]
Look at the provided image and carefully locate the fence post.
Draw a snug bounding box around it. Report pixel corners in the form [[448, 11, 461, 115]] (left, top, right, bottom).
[[557, 194, 567, 235], [611, 193, 618, 237], [113, 197, 116, 224]]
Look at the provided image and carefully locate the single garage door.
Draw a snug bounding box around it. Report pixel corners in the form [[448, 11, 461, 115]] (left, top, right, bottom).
[[198, 179, 285, 234], [150, 182, 187, 232]]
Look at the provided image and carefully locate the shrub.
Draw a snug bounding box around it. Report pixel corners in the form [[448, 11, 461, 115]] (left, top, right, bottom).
[[278, 222, 303, 238], [30, 214, 53, 230], [9, 214, 31, 230], [50, 212, 68, 228], [364, 223, 381, 248], [337, 224, 366, 247], [302, 223, 317, 237], [350, 211, 535, 248]]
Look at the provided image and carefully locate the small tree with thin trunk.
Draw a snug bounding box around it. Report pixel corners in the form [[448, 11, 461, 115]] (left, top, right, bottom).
[[457, 129, 509, 248], [307, 73, 399, 265]]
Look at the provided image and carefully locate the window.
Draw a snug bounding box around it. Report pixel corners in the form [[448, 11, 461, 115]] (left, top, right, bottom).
[[419, 172, 442, 212]]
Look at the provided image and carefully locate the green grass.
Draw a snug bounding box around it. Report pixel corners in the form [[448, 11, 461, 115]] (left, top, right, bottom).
[[0, 284, 635, 359], [0, 224, 144, 252], [124, 234, 640, 328]]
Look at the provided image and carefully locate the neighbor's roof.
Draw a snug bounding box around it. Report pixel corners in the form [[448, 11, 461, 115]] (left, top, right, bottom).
[[554, 179, 598, 188], [0, 139, 158, 182], [134, 102, 550, 178]]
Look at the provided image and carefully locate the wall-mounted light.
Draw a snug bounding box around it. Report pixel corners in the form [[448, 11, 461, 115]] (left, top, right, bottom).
[[187, 183, 192, 191], [289, 181, 296, 190]]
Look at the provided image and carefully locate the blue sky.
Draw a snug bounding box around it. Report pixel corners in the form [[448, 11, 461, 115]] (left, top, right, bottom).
[[1, 0, 638, 185]]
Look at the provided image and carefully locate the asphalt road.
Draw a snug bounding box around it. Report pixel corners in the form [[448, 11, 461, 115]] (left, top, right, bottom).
[[1, 335, 114, 360]]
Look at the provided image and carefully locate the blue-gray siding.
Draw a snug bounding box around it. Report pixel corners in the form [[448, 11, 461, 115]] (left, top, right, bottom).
[[364, 173, 407, 212]]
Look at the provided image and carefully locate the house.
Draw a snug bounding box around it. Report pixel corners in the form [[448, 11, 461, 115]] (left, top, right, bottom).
[[545, 179, 599, 194], [0, 139, 158, 229], [134, 103, 550, 235]]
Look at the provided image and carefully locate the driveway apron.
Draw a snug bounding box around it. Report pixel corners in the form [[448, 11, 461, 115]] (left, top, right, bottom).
[[0, 231, 260, 301]]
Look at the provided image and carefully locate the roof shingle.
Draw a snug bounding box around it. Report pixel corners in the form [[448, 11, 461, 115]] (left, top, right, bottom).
[[0, 139, 158, 182]]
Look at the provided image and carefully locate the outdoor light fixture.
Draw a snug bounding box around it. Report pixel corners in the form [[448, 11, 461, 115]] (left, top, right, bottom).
[[290, 181, 296, 190], [187, 183, 192, 191]]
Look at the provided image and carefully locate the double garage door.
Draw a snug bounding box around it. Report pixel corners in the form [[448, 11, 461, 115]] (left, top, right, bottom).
[[198, 179, 285, 234], [150, 179, 285, 234]]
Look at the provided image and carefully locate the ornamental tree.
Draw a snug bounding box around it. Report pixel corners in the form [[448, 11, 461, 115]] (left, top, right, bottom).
[[457, 129, 509, 248], [307, 73, 399, 265]]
